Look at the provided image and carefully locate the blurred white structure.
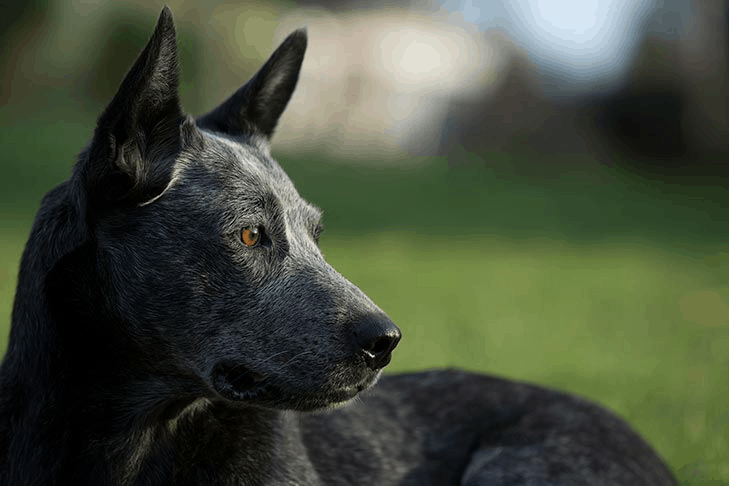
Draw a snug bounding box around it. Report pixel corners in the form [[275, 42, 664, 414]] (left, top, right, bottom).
[[271, 7, 500, 158], [266, 1, 663, 157]]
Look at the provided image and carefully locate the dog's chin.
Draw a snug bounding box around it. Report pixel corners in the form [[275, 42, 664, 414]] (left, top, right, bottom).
[[211, 363, 381, 411]]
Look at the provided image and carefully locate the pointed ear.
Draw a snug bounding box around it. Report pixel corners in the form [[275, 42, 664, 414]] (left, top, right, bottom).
[[197, 29, 307, 140], [85, 6, 184, 207]]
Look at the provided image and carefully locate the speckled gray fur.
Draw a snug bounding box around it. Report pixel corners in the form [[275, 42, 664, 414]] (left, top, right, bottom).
[[0, 7, 677, 485]]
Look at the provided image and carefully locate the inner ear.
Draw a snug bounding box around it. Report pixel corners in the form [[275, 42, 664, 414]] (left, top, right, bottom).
[[84, 6, 185, 209], [197, 29, 307, 140]]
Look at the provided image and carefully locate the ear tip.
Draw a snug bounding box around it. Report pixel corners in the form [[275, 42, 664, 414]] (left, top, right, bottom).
[[157, 5, 176, 33], [287, 28, 308, 51]]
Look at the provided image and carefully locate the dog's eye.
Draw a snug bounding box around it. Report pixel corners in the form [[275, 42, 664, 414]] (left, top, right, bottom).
[[241, 226, 261, 247]]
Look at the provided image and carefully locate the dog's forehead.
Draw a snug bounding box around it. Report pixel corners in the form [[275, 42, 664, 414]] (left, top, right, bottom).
[[198, 131, 287, 185], [179, 130, 319, 220]]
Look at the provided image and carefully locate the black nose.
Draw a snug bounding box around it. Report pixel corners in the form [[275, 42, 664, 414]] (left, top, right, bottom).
[[353, 314, 401, 370]]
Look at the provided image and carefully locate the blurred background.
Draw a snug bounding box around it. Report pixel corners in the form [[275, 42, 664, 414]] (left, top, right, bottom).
[[1, 0, 728, 483]]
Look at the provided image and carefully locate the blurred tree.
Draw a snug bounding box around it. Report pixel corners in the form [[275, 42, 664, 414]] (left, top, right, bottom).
[[596, 40, 687, 165], [0, 0, 49, 104], [0, 0, 47, 45]]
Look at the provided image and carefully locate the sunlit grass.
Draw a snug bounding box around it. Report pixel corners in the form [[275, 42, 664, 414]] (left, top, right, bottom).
[[321, 232, 729, 485], [0, 230, 26, 352]]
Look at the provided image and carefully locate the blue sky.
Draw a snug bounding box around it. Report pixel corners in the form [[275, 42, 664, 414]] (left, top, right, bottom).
[[440, 0, 695, 97]]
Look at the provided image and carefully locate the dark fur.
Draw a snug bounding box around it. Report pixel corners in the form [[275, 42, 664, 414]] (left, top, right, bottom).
[[0, 8, 676, 485]]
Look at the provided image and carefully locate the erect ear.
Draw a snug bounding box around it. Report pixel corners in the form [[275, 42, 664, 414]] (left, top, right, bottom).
[[197, 29, 307, 140], [85, 6, 184, 207]]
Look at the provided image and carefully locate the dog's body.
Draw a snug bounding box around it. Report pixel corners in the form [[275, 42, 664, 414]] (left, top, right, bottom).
[[0, 8, 676, 485]]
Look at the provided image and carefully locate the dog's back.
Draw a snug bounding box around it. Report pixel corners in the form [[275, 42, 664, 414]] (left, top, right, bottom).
[[301, 370, 676, 485], [0, 8, 676, 485]]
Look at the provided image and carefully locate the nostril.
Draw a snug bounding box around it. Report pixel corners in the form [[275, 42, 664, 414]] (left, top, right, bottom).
[[354, 317, 401, 371], [368, 336, 393, 356]]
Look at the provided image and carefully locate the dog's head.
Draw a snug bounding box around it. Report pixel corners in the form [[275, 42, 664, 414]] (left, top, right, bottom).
[[55, 7, 400, 412]]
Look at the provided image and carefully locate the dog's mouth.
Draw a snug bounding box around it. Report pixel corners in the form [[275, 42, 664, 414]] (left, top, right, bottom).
[[212, 362, 270, 401], [210, 361, 380, 410]]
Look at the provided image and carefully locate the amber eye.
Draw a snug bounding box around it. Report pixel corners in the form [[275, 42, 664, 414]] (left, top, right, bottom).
[[241, 226, 261, 247]]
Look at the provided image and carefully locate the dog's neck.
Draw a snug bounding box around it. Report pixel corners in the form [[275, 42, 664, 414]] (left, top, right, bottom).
[[2, 313, 308, 484]]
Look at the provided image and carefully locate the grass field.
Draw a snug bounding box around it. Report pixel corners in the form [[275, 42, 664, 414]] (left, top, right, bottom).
[[1, 101, 728, 484], [323, 233, 729, 484]]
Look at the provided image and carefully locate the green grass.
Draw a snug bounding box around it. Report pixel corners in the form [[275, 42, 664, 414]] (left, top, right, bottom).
[[321, 233, 729, 484], [0, 231, 26, 350]]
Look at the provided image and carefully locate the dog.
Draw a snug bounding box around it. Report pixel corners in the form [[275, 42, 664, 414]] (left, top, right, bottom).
[[0, 7, 677, 485]]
